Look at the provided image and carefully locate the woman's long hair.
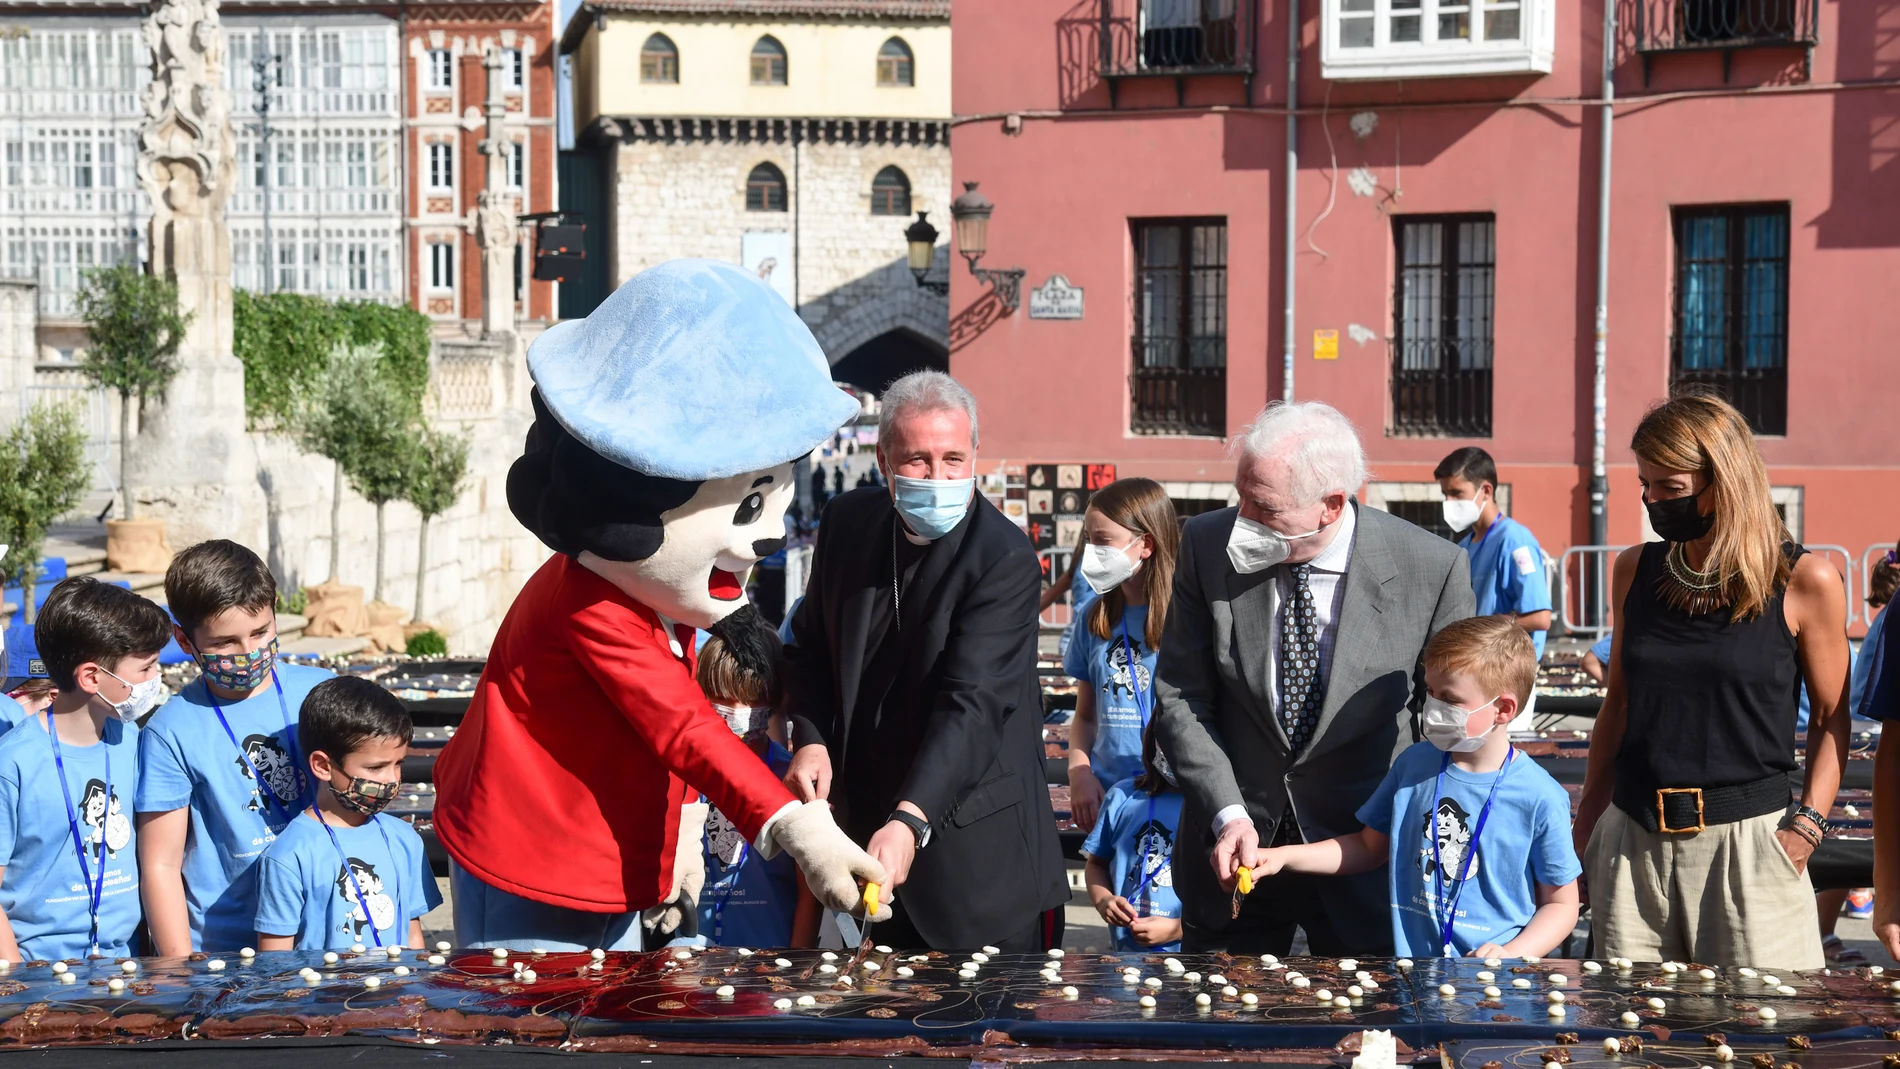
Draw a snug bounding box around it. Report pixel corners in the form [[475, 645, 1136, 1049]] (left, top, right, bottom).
[[1630, 392, 1789, 621], [1085, 478, 1179, 649]]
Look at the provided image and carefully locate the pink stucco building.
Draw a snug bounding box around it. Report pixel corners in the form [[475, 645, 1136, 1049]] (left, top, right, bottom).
[[946, 0, 1900, 620]]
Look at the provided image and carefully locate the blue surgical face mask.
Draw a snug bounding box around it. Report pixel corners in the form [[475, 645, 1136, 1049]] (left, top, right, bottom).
[[889, 474, 974, 541]]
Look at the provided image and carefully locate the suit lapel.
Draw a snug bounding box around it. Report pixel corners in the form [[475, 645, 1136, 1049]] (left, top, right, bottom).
[[1300, 504, 1397, 759], [1223, 515, 1290, 750]]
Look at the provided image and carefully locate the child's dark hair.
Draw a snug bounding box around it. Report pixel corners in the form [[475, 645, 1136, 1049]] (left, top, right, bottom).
[[1133, 722, 1173, 796], [35, 578, 174, 691], [298, 677, 413, 763], [165, 539, 276, 635], [1870, 555, 1900, 610], [695, 612, 782, 705]]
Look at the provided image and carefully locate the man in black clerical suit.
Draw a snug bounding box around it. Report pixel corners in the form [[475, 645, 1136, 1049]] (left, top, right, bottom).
[[780, 371, 1068, 952]]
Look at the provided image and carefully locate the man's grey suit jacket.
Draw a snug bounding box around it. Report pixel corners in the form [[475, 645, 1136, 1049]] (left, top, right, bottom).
[[1153, 501, 1475, 950]]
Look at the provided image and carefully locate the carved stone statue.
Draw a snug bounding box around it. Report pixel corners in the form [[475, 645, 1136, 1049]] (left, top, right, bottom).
[[476, 44, 517, 340], [128, 0, 265, 551]]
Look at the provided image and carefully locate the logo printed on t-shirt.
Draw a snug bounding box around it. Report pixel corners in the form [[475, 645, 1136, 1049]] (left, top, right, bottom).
[[1120, 818, 1175, 900], [1421, 796, 1480, 883], [706, 808, 746, 867], [237, 734, 303, 812], [334, 857, 397, 937], [1105, 637, 1152, 701], [80, 779, 132, 859]]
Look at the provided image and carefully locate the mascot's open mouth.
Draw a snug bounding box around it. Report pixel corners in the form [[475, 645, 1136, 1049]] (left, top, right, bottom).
[[708, 568, 745, 601]]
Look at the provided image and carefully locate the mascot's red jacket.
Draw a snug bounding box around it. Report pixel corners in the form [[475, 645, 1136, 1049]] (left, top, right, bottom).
[[433, 556, 792, 911]]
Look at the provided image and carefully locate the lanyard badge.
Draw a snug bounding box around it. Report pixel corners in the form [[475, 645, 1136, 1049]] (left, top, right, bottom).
[[48, 724, 111, 957], [1429, 747, 1515, 957]]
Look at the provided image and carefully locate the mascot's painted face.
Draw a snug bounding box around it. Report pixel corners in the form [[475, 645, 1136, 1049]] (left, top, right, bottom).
[[579, 461, 795, 630]]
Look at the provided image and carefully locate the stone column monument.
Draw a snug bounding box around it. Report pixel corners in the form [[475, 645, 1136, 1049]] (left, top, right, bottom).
[[475, 44, 517, 340], [128, 0, 266, 556]]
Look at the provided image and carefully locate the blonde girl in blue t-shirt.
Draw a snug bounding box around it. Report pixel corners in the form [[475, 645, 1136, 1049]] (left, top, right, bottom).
[[1063, 478, 1179, 834]]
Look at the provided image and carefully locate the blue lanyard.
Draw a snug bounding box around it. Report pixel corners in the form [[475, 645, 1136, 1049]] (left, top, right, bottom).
[[315, 808, 399, 948], [1118, 615, 1167, 914], [207, 674, 304, 824], [1465, 516, 1500, 557], [47, 719, 109, 957], [1430, 746, 1515, 957]]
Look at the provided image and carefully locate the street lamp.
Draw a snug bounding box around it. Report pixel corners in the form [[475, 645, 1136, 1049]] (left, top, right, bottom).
[[252, 40, 281, 293], [904, 211, 948, 296], [949, 181, 1023, 313]]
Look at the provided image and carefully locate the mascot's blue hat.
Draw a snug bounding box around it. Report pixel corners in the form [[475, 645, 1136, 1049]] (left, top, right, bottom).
[[526, 258, 860, 481]]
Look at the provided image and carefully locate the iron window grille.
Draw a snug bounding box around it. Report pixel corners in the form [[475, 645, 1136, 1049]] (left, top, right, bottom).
[[1671, 203, 1789, 436], [877, 37, 914, 86], [1391, 214, 1495, 438], [750, 36, 788, 86], [1634, 0, 1818, 82], [746, 162, 787, 212], [870, 166, 910, 216], [1130, 218, 1226, 437], [640, 34, 679, 83]]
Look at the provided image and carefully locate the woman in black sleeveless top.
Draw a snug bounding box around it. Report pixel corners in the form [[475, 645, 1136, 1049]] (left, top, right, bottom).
[[1574, 394, 1850, 971]]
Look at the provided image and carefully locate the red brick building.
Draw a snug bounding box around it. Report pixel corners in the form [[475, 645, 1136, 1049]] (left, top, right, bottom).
[[402, 0, 561, 328], [950, 0, 1900, 623]]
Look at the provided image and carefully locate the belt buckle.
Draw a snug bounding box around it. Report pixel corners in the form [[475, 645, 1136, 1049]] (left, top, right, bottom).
[[1656, 787, 1705, 834]]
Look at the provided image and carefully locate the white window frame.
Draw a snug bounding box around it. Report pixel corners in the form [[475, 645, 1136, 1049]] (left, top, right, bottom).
[[1320, 0, 1554, 80], [427, 141, 453, 191], [505, 47, 524, 91], [426, 48, 452, 91], [429, 241, 454, 290]]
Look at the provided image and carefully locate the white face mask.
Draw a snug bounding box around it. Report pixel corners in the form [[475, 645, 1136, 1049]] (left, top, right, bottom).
[[1226, 514, 1323, 574], [1079, 541, 1143, 595], [99, 667, 164, 724], [1441, 497, 1483, 534], [712, 701, 772, 742], [1421, 693, 1501, 753]]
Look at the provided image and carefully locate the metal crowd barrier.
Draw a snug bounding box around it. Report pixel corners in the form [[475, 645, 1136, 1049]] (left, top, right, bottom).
[[1557, 544, 1629, 638]]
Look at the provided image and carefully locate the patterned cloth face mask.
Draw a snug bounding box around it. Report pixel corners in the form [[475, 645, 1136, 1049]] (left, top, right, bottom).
[[330, 775, 400, 817], [193, 636, 279, 692]]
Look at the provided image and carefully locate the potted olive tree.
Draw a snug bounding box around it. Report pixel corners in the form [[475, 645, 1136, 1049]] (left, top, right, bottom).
[[75, 265, 188, 573], [0, 403, 92, 626]]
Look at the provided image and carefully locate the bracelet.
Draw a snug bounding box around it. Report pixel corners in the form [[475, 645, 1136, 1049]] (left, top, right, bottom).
[[1782, 818, 1822, 848], [1792, 804, 1833, 836]]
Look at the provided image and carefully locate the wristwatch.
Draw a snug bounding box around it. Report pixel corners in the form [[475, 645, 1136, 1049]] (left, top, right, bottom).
[[1789, 805, 1832, 836], [888, 809, 932, 850]]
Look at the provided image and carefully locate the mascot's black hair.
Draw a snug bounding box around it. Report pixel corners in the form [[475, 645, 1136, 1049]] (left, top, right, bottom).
[[506, 387, 779, 671], [507, 388, 701, 564]]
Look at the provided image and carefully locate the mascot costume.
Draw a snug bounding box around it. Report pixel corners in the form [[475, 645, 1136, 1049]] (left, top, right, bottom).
[[434, 260, 887, 950]]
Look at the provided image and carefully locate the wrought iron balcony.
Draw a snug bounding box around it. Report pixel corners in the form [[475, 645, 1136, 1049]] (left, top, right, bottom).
[[1635, 0, 1819, 82], [1097, 0, 1257, 104], [1130, 364, 1226, 437]]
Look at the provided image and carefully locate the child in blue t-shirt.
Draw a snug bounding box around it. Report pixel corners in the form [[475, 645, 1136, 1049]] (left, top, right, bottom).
[[0, 578, 172, 961], [1062, 479, 1178, 834], [1255, 616, 1581, 958], [255, 677, 439, 950], [137, 540, 334, 953], [682, 623, 797, 949], [1082, 725, 1184, 951]]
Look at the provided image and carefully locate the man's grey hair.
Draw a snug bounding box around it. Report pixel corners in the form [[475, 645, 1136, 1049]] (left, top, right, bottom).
[[878, 370, 980, 449], [1231, 401, 1368, 505]]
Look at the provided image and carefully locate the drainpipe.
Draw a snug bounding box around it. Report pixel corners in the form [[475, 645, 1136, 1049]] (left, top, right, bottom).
[[1282, 0, 1299, 403], [1589, 0, 1615, 546]]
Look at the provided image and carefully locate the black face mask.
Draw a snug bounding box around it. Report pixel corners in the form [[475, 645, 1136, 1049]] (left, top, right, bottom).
[[1646, 488, 1715, 543]]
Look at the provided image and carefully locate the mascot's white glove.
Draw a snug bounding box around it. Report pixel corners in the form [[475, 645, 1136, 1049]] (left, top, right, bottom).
[[643, 801, 708, 935], [770, 801, 891, 921]]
